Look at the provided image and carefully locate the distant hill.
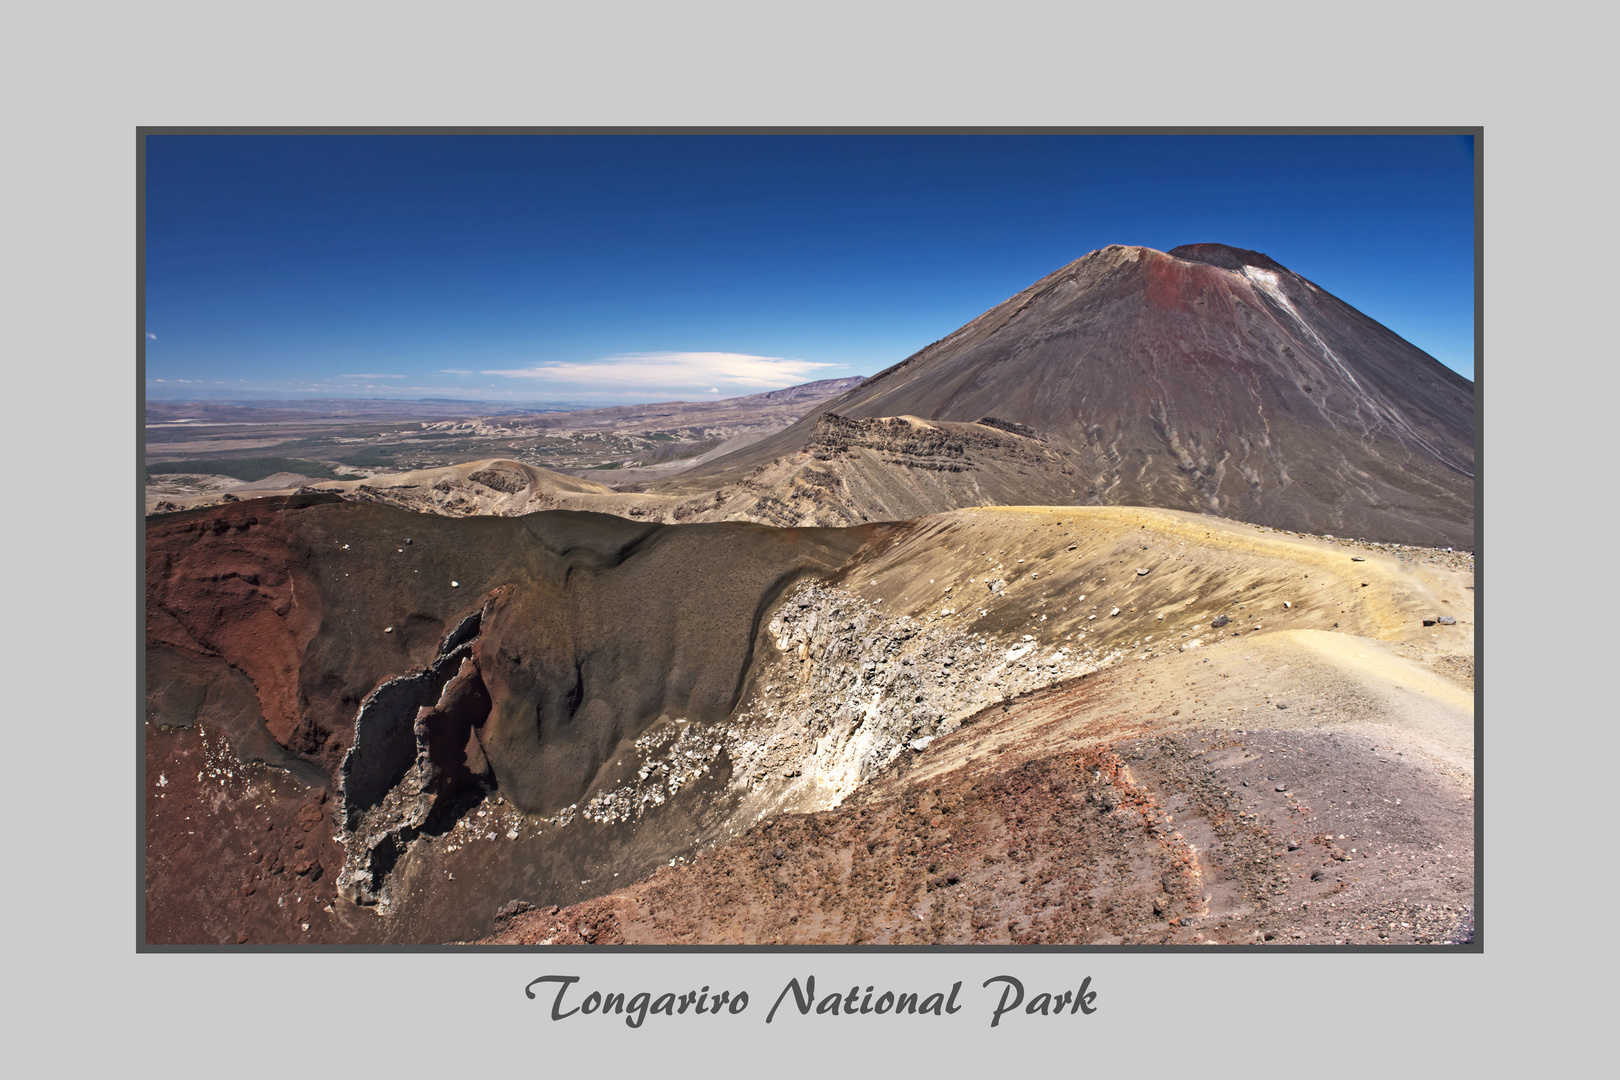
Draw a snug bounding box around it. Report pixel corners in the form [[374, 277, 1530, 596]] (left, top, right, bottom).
[[143, 381, 869, 427], [144, 399, 585, 423], [146, 456, 345, 482], [485, 377, 869, 431]]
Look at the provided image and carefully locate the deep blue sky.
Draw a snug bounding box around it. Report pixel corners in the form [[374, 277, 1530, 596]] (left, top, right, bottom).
[[144, 132, 1475, 403]]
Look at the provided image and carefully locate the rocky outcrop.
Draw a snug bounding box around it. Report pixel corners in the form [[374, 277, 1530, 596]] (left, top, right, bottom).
[[725, 581, 1122, 807], [806, 413, 1048, 469], [663, 416, 1074, 528], [334, 611, 496, 905]]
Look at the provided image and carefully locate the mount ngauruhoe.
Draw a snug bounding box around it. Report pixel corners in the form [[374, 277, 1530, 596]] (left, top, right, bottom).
[[653, 244, 1474, 548]]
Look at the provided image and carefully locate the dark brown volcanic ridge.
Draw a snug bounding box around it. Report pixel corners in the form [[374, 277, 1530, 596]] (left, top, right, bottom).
[[145, 494, 878, 942], [657, 244, 1474, 547]]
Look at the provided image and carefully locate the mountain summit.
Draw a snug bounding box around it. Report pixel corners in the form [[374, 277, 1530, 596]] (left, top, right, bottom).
[[660, 244, 1474, 546]]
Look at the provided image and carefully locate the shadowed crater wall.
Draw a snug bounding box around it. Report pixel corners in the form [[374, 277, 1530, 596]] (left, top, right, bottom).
[[147, 495, 878, 826]]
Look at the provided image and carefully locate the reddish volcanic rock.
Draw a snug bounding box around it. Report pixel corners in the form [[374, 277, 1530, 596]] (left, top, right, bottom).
[[482, 745, 1207, 946], [145, 501, 326, 755]]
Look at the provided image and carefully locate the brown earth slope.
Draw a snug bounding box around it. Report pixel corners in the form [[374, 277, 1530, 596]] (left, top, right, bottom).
[[147, 498, 1472, 945], [485, 509, 1474, 946]]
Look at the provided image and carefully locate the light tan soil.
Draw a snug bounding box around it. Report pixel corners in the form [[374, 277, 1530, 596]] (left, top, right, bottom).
[[482, 507, 1474, 945]]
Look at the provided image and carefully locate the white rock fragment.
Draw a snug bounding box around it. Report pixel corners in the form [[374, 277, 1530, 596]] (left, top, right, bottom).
[[1110, 607, 1121, 617], [384, 626, 393, 633], [451, 580, 460, 587]]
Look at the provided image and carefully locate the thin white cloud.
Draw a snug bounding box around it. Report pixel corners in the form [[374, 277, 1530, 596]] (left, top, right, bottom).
[[440, 368, 474, 375], [146, 331, 157, 340], [341, 372, 406, 378], [482, 352, 833, 390]]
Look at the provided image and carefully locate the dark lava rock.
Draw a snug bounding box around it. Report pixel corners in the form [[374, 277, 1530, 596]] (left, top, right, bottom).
[[468, 467, 528, 493], [495, 899, 536, 922], [1211, 614, 1230, 628]]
